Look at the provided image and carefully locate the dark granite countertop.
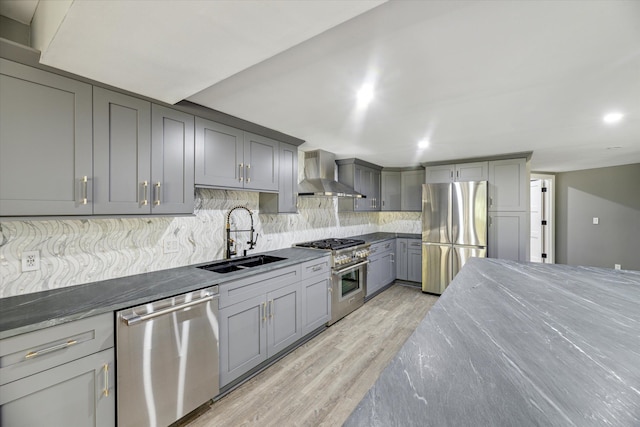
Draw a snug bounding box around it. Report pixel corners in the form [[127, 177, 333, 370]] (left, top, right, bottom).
[[345, 258, 640, 426], [351, 232, 421, 244], [0, 247, 329, 339]]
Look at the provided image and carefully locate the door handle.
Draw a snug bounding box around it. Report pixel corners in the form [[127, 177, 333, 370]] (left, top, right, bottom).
[[140, 181, 149, 206], [103, 363, 110, 397], [246, 164, 251, 183], [153, 182, 161, 206], [239, 163, 244, 182], [269, 299, 274, 318], [262, 301, 267, 321], [25, 339, 78, 359], [79, 176, 88, 205]]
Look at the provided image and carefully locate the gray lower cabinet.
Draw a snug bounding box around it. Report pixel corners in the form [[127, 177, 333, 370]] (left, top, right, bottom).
[[488, 211, 528, 262], [151, 105, 195, 214], [0, 58, 93, 216], [396, 238, 422, 282], [0, 348, 115, 427], [367, 240, 396, 297], [381, 171, 401, 211], [93, 87, 151, 214], [259, 142, 298, 213], [0, 312, 115, 426], [195, 118, 279, 192], [300, 257, 331, 335], [218, 266, 302, 387], [400, 169, 425, 211]]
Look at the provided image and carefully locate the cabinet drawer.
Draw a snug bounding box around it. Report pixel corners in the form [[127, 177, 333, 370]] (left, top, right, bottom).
[[370, 240, 395, 256], [219, 266, 300, 309], [301, 257, 331, 280], [0, 313, 113, 386], [407, 239, 422, 248]]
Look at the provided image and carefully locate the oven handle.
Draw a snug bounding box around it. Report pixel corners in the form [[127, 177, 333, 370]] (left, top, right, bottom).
[[332, 260, 369, 275]]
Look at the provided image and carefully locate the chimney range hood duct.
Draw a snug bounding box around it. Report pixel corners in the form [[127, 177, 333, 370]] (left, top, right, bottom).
[[298, 150, 364, 198]]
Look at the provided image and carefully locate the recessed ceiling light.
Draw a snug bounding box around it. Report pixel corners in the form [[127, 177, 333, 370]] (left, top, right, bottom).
[[357, 83, 374, 108], [603, 112, 624, 124], [418, 139, 430, 149]]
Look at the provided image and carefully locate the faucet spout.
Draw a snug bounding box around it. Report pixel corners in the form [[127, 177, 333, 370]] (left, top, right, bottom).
[[225, 205, 257, 259]]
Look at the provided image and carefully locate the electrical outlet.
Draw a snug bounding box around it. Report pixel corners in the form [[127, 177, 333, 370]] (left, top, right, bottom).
[[21, 251, 40, 272], [614, 264, 621, 270], [163, 238, 179, 254], [592, 217, 599, 225]]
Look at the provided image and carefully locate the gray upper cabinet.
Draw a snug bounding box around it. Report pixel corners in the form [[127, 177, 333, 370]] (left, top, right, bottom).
[[259, 142, 298, 213], [243, 132, 279, 192], [400, 169, 425, 211], [488, 158, 527, 211], [338, 159, 382, 212], [425, 162, 488, 184], [151, 105, 195, 215], [93, 88, 151, 215], [381, 171, 401, 211], [195, 118, 244, 188], [0, 59, 93, 216], [195, 119, 279, 192]]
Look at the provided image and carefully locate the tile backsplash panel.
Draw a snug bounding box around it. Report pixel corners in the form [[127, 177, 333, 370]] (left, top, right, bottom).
[[0, 189, 420, 298]]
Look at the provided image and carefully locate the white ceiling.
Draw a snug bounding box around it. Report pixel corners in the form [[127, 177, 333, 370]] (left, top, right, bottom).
[[5, 0, 639, 172]]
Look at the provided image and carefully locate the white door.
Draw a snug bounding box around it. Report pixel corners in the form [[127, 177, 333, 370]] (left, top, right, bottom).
[[530, 179, 543, 262]]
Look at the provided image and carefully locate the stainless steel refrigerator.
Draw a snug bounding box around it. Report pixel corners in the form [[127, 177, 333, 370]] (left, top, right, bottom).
[[422, 181, 487, 294]]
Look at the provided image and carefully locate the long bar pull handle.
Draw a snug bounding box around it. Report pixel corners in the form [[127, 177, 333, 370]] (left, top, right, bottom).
[[25, 339, 78, 359], [262, 301, 267, 321], [239, 163, 244, 182], [332, 260, 369, 275], [154, 182, 161, 206], [246, 164, 251, 183], [80, 176, 88, 205], [141, 181, 149, 206], [103, 363, 109, 397], [269, 299, 274, 318], [123, 295, 214, 326]]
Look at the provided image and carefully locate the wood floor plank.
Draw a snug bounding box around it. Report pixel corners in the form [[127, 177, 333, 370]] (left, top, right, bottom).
[[185, 284, 438, 427]]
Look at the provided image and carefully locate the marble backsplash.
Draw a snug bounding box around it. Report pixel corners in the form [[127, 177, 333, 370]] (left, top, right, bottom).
[[0, 189, 420, 297]]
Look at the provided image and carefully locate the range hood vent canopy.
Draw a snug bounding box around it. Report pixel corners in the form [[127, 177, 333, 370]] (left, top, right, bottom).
[[298, 150, 364, 198]]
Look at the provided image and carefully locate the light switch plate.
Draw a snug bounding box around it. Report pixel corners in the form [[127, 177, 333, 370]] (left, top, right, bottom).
[[615, 264, 621, 270], [21, 250, 40, 272], [592, 217, 599, 225], [163, 238, 179, 254]]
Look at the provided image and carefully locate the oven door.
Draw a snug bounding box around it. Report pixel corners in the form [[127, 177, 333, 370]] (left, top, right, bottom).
[[329, 260, 368, 325]]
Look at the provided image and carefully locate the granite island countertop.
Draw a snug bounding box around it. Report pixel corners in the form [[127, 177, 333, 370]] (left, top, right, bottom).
[[0, 247, 329, 339], [345, 258, 640, 426]]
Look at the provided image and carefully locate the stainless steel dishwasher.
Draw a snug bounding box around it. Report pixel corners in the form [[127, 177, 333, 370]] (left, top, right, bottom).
[[116, 286, 219, 427]]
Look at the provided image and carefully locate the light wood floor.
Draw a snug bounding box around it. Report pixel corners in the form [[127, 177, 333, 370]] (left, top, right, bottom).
[[186, 283, 438, 427]]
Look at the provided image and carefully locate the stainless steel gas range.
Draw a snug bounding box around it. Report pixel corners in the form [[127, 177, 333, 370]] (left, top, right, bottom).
[[295, 238, 371, 325]]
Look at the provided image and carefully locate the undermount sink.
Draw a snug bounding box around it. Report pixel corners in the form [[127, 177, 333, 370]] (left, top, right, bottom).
[[198, 255, 287, 274]]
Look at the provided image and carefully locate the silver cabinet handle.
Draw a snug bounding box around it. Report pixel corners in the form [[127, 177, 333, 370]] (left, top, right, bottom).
[[489, 197, 493, 206], [153, 182, 161, 206], [80, 176, 88, 205], [141, 181, 149, 206], [269, 299, 274, 318], [246, 164, 251, 183], [311, 265, 323, 272], [391, 253, 395, 263], [25, 339, 78, 359], [328, 287, 333, 293], [239, 163, 244, 182], [122, 294, 214, 325], [450, 170, 454, 179], [103, 363, 110, 397], [262, 301, 266, 321]]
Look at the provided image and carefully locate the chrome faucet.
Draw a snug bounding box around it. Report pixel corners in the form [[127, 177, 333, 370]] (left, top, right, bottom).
[[225, 206, 259, 259]]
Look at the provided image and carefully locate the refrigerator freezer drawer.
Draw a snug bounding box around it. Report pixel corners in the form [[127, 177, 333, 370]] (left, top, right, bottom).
[[422, 243, 452, 295]]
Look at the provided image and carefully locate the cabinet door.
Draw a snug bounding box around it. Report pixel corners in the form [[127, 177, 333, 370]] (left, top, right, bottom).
[[301, 276, 330, 335], [488, 158, 527, 211], [243, 132, 279, 191], [407, 246, 423, 282], [455, 161, 488, 182], [370, 169, 381, 211], [151, 105, 195, 214], [278, 142, 298, 213], [401, 169, 425, 211], [219, 294, 267, 387], [424, 165, 454, 183], [93, 88, 151, 214], [0, 59, 93, 216], [266, 281, 302, 356], [0, 348, 115, 427], [488, 212, 527, 262], [354, 166, 372, 212], [366, 254, 382, 297], [381, 171, 401, 211], [195, 118, 244, 188], [396, 238, 408, 281]]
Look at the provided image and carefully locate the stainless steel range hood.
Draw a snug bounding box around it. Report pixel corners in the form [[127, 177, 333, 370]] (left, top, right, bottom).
[[298, 150, 364, 198]]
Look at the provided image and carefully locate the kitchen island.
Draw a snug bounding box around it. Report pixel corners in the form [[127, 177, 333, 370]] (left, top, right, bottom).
[[345, 258, 640, 426]]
